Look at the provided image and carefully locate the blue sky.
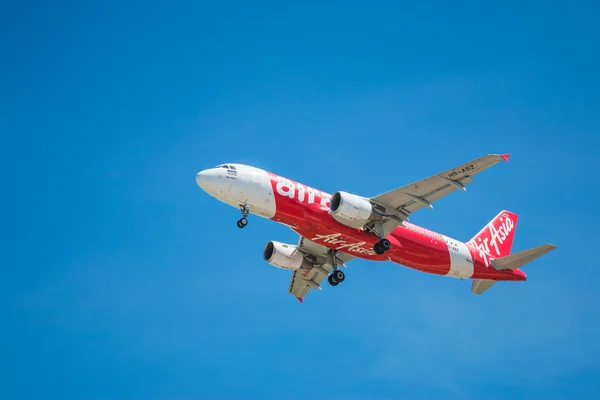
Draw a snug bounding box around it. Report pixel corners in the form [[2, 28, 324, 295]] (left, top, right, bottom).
[[2, 0, 599, 399]]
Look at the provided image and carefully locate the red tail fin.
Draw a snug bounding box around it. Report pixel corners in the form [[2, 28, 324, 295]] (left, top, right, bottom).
[[468, 210, 519, 258]]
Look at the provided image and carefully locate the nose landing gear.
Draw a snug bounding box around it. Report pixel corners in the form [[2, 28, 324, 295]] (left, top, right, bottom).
[[237, 204, 251, 228]]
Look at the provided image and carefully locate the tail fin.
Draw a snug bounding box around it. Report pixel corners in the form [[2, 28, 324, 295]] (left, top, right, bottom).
[[468, 210, 558, 295], [468, 210, 518, 259]]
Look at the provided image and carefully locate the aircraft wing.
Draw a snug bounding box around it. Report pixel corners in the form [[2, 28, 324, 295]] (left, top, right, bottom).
[[288, 236, 354, 302], [369, 154, 510, 237]]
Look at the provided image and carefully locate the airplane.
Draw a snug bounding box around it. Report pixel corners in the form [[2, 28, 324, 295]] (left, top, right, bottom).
[[195, 154, 557, 302]]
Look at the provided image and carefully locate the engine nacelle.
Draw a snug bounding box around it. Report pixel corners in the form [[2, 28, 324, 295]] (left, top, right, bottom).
[[329, 191, 376, 228], [263, 241, 312, 271]]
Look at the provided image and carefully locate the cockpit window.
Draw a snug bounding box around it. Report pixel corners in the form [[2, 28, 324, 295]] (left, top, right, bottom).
[[228, 165, 236, 170]]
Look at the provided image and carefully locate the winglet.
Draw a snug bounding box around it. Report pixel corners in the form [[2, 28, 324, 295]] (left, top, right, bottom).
[[501, 154, 510, 162], [297, 297, 304, 304]]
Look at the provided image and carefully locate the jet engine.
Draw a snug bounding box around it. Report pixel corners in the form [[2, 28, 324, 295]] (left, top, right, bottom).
[[329, 191, 377, 228], [263, 241, 313, 271]]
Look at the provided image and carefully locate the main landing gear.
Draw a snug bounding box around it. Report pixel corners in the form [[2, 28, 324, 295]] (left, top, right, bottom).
[[328, 270, 345, 286], [327, 248, 346, 286], [236, 204, 250, 228], [373, 238, 391, 255], [369, 221, 392, 255]]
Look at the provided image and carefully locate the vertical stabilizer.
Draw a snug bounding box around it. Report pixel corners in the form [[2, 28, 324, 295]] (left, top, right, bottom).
[[468, 210, 518, 259]]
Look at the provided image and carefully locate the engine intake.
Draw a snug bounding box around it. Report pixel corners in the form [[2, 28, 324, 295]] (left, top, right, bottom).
[[263, 241, 312, 271], [329, 191, 375, 228]]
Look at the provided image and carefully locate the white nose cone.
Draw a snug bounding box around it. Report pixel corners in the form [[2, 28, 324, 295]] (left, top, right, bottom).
[[195, 170, 211, 191]]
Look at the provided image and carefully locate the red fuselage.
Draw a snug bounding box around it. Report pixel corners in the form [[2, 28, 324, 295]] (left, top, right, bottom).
[[267, 172, 526, 282]]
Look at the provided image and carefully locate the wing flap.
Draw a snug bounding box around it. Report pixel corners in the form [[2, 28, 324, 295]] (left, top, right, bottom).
[[288, 273, 311, 299], [288, 236, 354, 301], [403, 176, 474, 213]]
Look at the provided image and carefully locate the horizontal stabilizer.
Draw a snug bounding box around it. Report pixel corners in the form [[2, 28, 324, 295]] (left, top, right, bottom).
[[491, 244, 557, 271], [471, 279, 497, 295]]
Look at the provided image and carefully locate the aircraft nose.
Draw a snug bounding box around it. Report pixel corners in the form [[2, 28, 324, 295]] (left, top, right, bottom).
[[195, 169, 211, 191]]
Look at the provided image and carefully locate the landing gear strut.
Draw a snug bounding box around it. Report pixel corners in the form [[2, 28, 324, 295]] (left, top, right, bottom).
[[327, 248, 346, 286], [371, 222, 392, 255], [237, 204, 250, 228]]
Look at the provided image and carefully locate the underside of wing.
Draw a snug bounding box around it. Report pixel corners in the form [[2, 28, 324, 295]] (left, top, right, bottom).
[[367, 154, 510, 236], [288, 236, 354, 302]]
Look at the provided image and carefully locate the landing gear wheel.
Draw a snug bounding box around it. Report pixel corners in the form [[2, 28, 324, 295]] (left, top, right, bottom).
[[380, 238, 391, 251], [237, 204, 250, 228], [333, 270, 345, 283], [373, 242, 384, 255], [328, 274, 339, 286]]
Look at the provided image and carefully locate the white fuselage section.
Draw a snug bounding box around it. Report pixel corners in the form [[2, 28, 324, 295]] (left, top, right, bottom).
[[195, 164, 276, 218]]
